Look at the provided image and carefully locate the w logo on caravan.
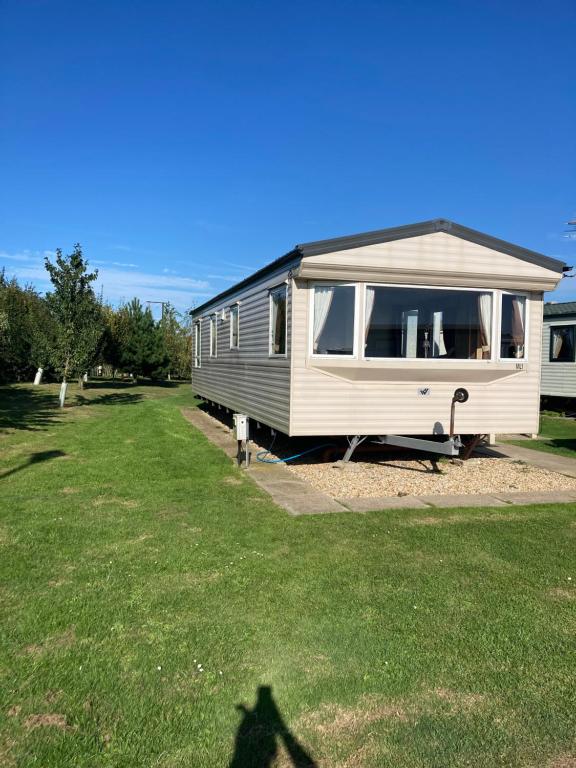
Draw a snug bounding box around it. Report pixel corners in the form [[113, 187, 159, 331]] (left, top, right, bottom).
[[418, 387, 431, 397]]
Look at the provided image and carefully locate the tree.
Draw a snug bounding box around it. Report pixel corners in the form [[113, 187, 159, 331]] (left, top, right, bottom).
[[159, 303, 190, 380], [44, 245, 104, 405], [119, 299, 168, 379], [0, 271, 55, 384]]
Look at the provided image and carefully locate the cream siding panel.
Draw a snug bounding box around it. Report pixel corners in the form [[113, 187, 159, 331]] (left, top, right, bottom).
[[541, 317, 576, 397], [191, 266, 293, 433], [299, 232, 560, 289], [290, 279, 544, 436]]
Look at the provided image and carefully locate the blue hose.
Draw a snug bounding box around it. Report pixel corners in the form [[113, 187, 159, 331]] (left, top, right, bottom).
[[256, 443, 335, 464]]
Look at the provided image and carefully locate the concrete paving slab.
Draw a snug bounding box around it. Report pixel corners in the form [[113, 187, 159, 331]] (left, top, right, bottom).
[[486, 442, 576, 479], [182, 407, 347, 515], [182, 408, 576, 515], [493, 490, 576, 505], [418, 494, 507, 508], [181, 408, 237, 458], [338, 496, 429, 512]]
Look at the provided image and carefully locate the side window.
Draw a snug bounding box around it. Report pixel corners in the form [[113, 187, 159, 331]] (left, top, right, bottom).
[[270, 285, 287, 355], [230, 304, 240, 349], [194, 321, 201, 368], [312, 284, 355, 356], [500, 294, 526, 359], [550, 325, 576, 362], [209, 315, 217, 357]]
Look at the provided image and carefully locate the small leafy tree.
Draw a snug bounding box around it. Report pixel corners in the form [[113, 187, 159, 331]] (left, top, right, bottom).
[[159, 303, 190, 380], [0, 271, 55, 384], [44, 245, 104, 404]]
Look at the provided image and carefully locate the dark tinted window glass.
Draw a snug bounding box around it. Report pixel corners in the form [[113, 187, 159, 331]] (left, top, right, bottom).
[[550, 325, 575, 362], [364, 287, 492, 360]]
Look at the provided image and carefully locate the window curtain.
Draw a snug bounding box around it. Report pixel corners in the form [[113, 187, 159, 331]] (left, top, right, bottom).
[[477, 293, 492, 356], [313, 287, 334, 351], [274, 295, 286, 353], [511, 296, 525, 357], [364, 287, 376, 344], [432, 311, 447, 357], [552, 328, 563, 359]]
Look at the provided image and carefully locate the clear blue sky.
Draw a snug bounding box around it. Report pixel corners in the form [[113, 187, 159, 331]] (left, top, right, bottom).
[[1, 0, 575, 314]]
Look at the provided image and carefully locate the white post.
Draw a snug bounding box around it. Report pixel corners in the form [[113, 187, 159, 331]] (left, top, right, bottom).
[[488, 433, 497, 446], [83, 372, 88, 383], [59, 381, 68, 408], [33, 367, 43, 386]]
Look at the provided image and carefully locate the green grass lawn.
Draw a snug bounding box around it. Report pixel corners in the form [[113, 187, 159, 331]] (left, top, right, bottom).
[[507, 414, 576, 459], [1, 382, 575, 767]]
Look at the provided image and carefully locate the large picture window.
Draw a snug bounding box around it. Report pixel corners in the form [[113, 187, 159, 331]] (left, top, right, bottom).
[[364, 286, 493, 360], [312, 284, 356, 356], [500, 294, 526, 359], [270, 285, 287, 355], [550, 325, 575, 362]]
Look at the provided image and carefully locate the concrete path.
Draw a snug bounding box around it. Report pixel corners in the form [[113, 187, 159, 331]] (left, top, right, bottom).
[[181, 408, 347, 515], [482, 441, 576, 479], [182, 408, 576, 515]]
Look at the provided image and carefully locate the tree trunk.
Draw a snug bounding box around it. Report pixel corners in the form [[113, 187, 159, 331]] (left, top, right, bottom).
[[78, 375, 84, 390], [59, 380, 68, 408], [33, 367, 44, 385]]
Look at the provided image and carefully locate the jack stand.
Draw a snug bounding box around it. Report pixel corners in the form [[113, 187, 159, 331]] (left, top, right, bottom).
[[342, 435, 367, 462]]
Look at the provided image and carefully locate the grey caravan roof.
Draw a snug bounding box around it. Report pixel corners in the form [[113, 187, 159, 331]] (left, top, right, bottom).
[[544, 301, 576, 318], [191, 218, 569, 316]]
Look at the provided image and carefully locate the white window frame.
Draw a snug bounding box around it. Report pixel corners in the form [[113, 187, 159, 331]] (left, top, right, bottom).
[[209, 314, 217, 358], [549, 322, 576, 363], [229, 303, 240, 349], [498, 290, 529, 362], [269, 284, 288, 357], [308, 281, 359, 359], [361, 282, 497, 363], [194, 320, 202, 368]]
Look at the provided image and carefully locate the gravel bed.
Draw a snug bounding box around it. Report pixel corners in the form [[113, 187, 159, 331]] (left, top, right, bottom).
[[285, 456, 576, 499]]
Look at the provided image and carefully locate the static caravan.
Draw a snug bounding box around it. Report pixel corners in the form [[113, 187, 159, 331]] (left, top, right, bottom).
[[191, 219, 567, 457], [541, 302, 576, 398]]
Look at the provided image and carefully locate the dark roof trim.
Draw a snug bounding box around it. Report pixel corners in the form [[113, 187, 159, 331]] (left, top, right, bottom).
[[191, 250, 300, 315], [191, 218, 567, 315], [296, 218, 567, 273], [544, 301, 576, 317]]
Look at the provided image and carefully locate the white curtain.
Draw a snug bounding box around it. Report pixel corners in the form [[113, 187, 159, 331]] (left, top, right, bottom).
[[313, 287, 334, 352], [364, 287, 376, 344], [432, 311, 447, 356], [511, 296, 525, 357], [552, 328, 563, 359], [477, 293, 492, 356]]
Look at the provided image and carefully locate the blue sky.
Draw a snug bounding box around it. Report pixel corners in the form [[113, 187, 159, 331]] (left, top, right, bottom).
[[1, 0, 575, 315]]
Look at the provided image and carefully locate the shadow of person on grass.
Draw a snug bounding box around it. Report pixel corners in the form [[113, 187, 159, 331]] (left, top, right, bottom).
[[229, 686, 317, 768], [0, 450, 66, 480]]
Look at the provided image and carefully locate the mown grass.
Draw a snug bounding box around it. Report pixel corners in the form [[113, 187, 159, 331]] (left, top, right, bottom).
[[507, 414, 576, 459], [1, 382, 575, 767]]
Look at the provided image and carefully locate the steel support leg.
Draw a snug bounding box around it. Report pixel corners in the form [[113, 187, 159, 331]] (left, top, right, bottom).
[[342, 435, 363, 463]]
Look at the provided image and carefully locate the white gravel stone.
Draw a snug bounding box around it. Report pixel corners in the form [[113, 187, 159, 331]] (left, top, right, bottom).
[[284, 456, 576, 499]]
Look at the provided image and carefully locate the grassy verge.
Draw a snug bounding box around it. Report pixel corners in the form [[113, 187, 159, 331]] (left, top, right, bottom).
[[1, 382, 575, 767], [507, 414, 576, 459]]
